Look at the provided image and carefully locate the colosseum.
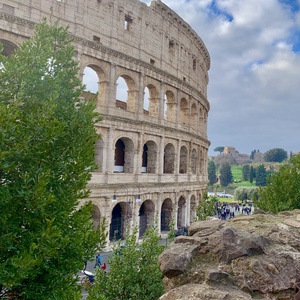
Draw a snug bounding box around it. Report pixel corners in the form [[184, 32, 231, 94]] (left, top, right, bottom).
[[1, 0, 211, 245]]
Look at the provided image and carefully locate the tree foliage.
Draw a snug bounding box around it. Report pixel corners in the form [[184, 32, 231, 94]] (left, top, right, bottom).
[[255, 165, 267, 186], [195, 193, 216, 221], [242, 165, 250, 181], [208, 160, 217, 185], [219, 162, 233, 187], [88, 226, 165, 300], [214, 146, 224, 154], [0, 21, 102, 299], [234, 186, 258, 201], [264, 148, 287, 163], [255, 155, 300, 213], [249, 166, 255, 183]]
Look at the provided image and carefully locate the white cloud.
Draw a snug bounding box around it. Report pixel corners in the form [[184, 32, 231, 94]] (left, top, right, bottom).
[[157, 0, 300, 155]]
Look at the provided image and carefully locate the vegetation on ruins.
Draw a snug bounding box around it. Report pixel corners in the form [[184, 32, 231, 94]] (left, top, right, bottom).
[[88, 226, 165, 300], [0, 21, 102, 299]]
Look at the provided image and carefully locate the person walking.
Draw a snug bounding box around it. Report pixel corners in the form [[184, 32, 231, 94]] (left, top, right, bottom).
[[101, 263, 107, 273], [94, 253, 102, 268]]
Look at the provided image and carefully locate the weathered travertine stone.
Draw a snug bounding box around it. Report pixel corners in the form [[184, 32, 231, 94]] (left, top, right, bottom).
[[159, 210, 300, 299]]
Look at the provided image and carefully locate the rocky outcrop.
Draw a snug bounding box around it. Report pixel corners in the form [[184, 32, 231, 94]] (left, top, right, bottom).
[[159, 210, 300, 300]]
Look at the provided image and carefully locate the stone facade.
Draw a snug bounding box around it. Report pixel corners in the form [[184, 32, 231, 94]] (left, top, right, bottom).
[[0, 0, 211, 246]]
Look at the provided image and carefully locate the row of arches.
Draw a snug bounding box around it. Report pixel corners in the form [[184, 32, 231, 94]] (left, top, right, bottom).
[[92, 195, 198, 241], [82, 65, 208, 134], [95, 136, 206, 174]]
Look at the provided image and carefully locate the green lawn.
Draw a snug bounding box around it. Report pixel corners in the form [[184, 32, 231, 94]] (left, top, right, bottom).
[[231, 165, 243, 182]]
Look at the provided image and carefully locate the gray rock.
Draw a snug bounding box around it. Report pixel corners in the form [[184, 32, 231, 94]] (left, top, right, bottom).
[[159, 210, 300, 299]]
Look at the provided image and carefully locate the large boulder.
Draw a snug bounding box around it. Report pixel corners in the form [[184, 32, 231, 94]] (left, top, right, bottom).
[[159, 210, 300, 299]]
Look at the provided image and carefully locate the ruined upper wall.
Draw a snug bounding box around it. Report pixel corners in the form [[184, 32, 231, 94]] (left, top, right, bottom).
[[0, 0, 210, 96]]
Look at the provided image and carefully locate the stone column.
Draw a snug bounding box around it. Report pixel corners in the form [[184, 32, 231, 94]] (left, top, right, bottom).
[[134, 132, 143, 176], [186, 193, 191, 226], [174, 191, 178, 230], [105, 127, 115, 176], [107, 63, 117, 113], [157, 192, 162, 235]]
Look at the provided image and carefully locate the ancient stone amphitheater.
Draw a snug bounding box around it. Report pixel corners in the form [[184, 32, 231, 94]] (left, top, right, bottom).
[[1, 0, 211, 245]]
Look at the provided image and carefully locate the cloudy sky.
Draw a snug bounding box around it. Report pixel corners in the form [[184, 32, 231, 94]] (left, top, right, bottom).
[[138, 0, 300, 156]]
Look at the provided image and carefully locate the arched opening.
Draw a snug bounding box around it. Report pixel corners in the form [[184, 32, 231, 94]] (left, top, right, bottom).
[[179, 146, 188, 174], [142, 140, 157, 173], [191, 148, 198, 174], [179, 98, 189, 126], [142, 144, 148, 173], [82, 65, 106, 106], [116, 75, 136, 112], [161, 198, 173, 231], [190, 195, 197, 223], [143, 86, 150, 113], [116, 76, 128, 110], [109, 202, 132, 241], [109, 203, 123, 240], [83, 66, 98, 93], [177, 196, 186, 227], [0, 39, 18, 57], [164, 143, 175, 174], [114, 139, 125, 173], [139, 200, 155, 237], [114, 138, 134, 173], [92, 205, 101, 230]]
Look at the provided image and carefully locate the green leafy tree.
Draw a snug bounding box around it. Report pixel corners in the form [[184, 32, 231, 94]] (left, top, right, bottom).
[[208, 160, 217, 185], [255, 164, 267, 186], [88, 226, 165, 300], [219, 162, 233, 187], [264, 148, 287, 163], [249, 166, 256, 183], [242, 165, 250, 181], [167, 214, 176, 242], [195, 192, 216, 221], [214, 146, 224, 154], [234, 186, 258, 201], [0, 21, 102, 299], [255, 155, 300, 213]]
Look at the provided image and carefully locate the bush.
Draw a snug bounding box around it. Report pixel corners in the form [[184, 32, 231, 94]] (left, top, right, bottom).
[[88, 226, 164, 300], [255, 155, 300, 213]]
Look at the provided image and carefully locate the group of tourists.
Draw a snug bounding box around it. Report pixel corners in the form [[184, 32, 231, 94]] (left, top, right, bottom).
[[215, 201, 253, 220]]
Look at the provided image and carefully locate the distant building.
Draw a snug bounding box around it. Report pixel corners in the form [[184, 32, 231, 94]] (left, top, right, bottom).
[[223, 146, 250, 164]]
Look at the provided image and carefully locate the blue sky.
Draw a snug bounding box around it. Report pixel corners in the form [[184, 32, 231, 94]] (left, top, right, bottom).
[[139, 0, 300, 156]]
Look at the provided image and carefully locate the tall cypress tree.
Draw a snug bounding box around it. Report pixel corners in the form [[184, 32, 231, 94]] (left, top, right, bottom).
[[242, 165, 250, 181], [219, 162, 233, 187], [208, 160, 217, 185], [255, 165, 267, 186]]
